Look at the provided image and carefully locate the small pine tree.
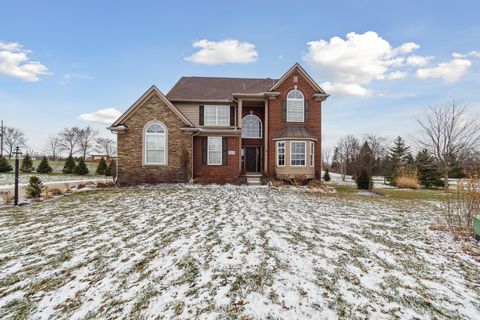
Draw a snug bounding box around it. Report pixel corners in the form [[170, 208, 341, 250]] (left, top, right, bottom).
[[386, 136, 411, 185], [20, 154, 34, 172], [37, 156, 53, 174], [323, 169, 331, 181], [105, 160, 114, 177], [75, 157, 89, 175], [62, 154, 76, 174], [356, 168, 372, 190], [96, 157, 107, 175], [26, 176, 44, 198], [416, 149, 443, 188], [0, 156, 13, 173]]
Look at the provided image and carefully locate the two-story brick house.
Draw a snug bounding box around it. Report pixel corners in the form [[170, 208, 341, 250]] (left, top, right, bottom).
[[108, 63, 329, 185]]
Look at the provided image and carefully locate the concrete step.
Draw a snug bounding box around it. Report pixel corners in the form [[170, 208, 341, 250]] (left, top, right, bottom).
[[246, 177, 262, 186]]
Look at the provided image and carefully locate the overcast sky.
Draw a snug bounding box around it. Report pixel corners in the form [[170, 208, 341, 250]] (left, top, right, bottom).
[[1, 0, 479, 153]]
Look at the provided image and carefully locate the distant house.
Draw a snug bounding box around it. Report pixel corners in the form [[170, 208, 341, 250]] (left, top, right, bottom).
[[108, 63, 328, 185], [90, 154, 116, 162]]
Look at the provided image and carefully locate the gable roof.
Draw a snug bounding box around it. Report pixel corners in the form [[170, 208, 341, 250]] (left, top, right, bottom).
[[166, 77, 277, 102], [270, 63, 326, 94], [109, 85, 194, 128]]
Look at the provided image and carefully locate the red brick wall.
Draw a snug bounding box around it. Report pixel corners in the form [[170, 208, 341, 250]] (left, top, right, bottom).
[[267, 71, 322, 178], [193, 136, 241, 184]]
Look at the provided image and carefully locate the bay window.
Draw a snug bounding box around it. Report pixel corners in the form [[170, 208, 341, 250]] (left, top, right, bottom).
[[276, 141, 285, 166]]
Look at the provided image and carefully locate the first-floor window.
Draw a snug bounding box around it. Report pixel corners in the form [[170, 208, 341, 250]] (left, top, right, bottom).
[[309, 141, 314, 166], [144, 122, 167, 165], [207, 137, 222, 165], [290, 141, 306, 166], [276, 141, 285, 166]]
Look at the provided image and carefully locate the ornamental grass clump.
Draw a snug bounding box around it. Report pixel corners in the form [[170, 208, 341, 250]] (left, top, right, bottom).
[[395, 168, 420, 189]]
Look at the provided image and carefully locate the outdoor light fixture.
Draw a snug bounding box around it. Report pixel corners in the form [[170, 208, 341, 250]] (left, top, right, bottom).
[[13, 146, 22, 206]]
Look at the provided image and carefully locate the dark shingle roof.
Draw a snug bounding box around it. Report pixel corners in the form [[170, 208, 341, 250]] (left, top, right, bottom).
[[274, 126, 318, 140], [166, 77, 277, 101]]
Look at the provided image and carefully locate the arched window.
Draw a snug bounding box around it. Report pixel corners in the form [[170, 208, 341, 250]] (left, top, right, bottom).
[[286, 90, 304, 122], [241, 114, 262, 138], [144, 122, 167, 165]]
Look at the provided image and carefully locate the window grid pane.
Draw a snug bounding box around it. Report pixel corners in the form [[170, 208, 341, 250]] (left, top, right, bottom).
[[277, 141, 285, 166], [208, 137, 222, 165], [286, 90, 304, 122], [291, 141, 306, 166], [204, 106, 230, 126], [145, 123, 166, 164], [242, 115, 262, 138], [310, 142, 314, 166]]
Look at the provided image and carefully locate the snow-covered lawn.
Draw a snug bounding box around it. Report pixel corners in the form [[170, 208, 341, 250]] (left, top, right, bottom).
[[0, 186, 479, 319]]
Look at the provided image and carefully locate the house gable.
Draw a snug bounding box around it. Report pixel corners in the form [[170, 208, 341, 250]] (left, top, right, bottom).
[[270, 63, 326, 95], [109, 85, 194, 129]]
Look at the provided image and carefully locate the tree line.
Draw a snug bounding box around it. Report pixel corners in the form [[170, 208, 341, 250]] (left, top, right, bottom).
[[0, 125, 116, 160], [326, 100, 480, 191]]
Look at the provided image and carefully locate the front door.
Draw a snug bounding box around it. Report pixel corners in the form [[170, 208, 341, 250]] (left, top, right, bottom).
[[245, 147, 260, 172]]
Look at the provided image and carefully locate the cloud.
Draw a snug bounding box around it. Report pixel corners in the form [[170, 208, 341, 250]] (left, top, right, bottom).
[[61, 73, 93, 85], [0, 41, 50, 81], [78, 108, 122, 124], [386, 71, 407, 80], [185, 39, 258, 65], [321, 82, 372, 97], [304, 31, 420, 96], [406, 55, 434, 67], [452, 51, 480, 58], [415, 58, 472, 82]]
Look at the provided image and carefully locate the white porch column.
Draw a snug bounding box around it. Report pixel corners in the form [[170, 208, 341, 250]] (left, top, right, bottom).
[[238, 99, 243, 172]]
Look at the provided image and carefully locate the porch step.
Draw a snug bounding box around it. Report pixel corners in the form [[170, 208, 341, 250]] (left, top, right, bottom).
[[246, 177, 262, 186]]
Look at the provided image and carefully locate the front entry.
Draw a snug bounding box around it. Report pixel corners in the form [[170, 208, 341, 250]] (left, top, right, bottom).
[[244, 146, 261, 173]]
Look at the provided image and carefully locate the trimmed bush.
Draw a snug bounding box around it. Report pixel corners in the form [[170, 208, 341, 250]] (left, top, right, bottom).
[[75, 158, 89, 175], [21, 154, 34, 172], [323, 169, 331, 182], [26, 176, 44, 198], [0, 156, 13, 173], [96, 157, 107, 175], [62, 154, 76, 174], [37, 156, 53, 174]]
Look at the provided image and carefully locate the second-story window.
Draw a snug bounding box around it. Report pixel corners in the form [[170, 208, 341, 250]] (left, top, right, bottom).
[[204, 105, 230, 126], [286, 90, 304, 122]]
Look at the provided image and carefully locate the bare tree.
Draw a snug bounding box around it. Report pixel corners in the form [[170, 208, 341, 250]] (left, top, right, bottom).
[[322, 147, 331, 170], [364, 134, 387, 175], [95, 137, 116, 157], [3, 127, 27, 159], [416, 100, 480, 191], [77, 126, 98, 159], [45, 136, 61, 160], [59, 127, 80, 156], [336, 135, 360, 181]]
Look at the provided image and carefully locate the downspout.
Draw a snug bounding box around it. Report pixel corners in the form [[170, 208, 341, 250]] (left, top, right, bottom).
[[190, 129, 201, 183]]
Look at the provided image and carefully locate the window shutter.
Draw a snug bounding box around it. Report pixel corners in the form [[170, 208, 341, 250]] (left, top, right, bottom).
[[282, 100, 287, 121], [230, 106, 235, 126], [202, 137, 207, 164], [304, 100, 310, 121], [199, 105, 204, 126], [222, 137, 228, 165]]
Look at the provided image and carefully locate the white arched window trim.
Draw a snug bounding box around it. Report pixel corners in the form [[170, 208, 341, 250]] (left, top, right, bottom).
[[143, 121, 168, 165], [286, 89, 305, 122], [241, 114, 262, 139]]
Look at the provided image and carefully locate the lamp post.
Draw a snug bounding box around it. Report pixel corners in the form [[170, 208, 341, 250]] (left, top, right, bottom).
[[13, 146, 22, 206]]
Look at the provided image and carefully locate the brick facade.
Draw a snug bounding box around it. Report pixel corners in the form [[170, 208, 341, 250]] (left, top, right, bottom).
[[193, 136, 241, 184], [116, 92, 192, 185], [267, 71, 322, 178]]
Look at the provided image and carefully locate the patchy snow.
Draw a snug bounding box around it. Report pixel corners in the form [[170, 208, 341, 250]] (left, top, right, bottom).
[[0, 185, 479, 319], [326, 171, 397, 189]]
